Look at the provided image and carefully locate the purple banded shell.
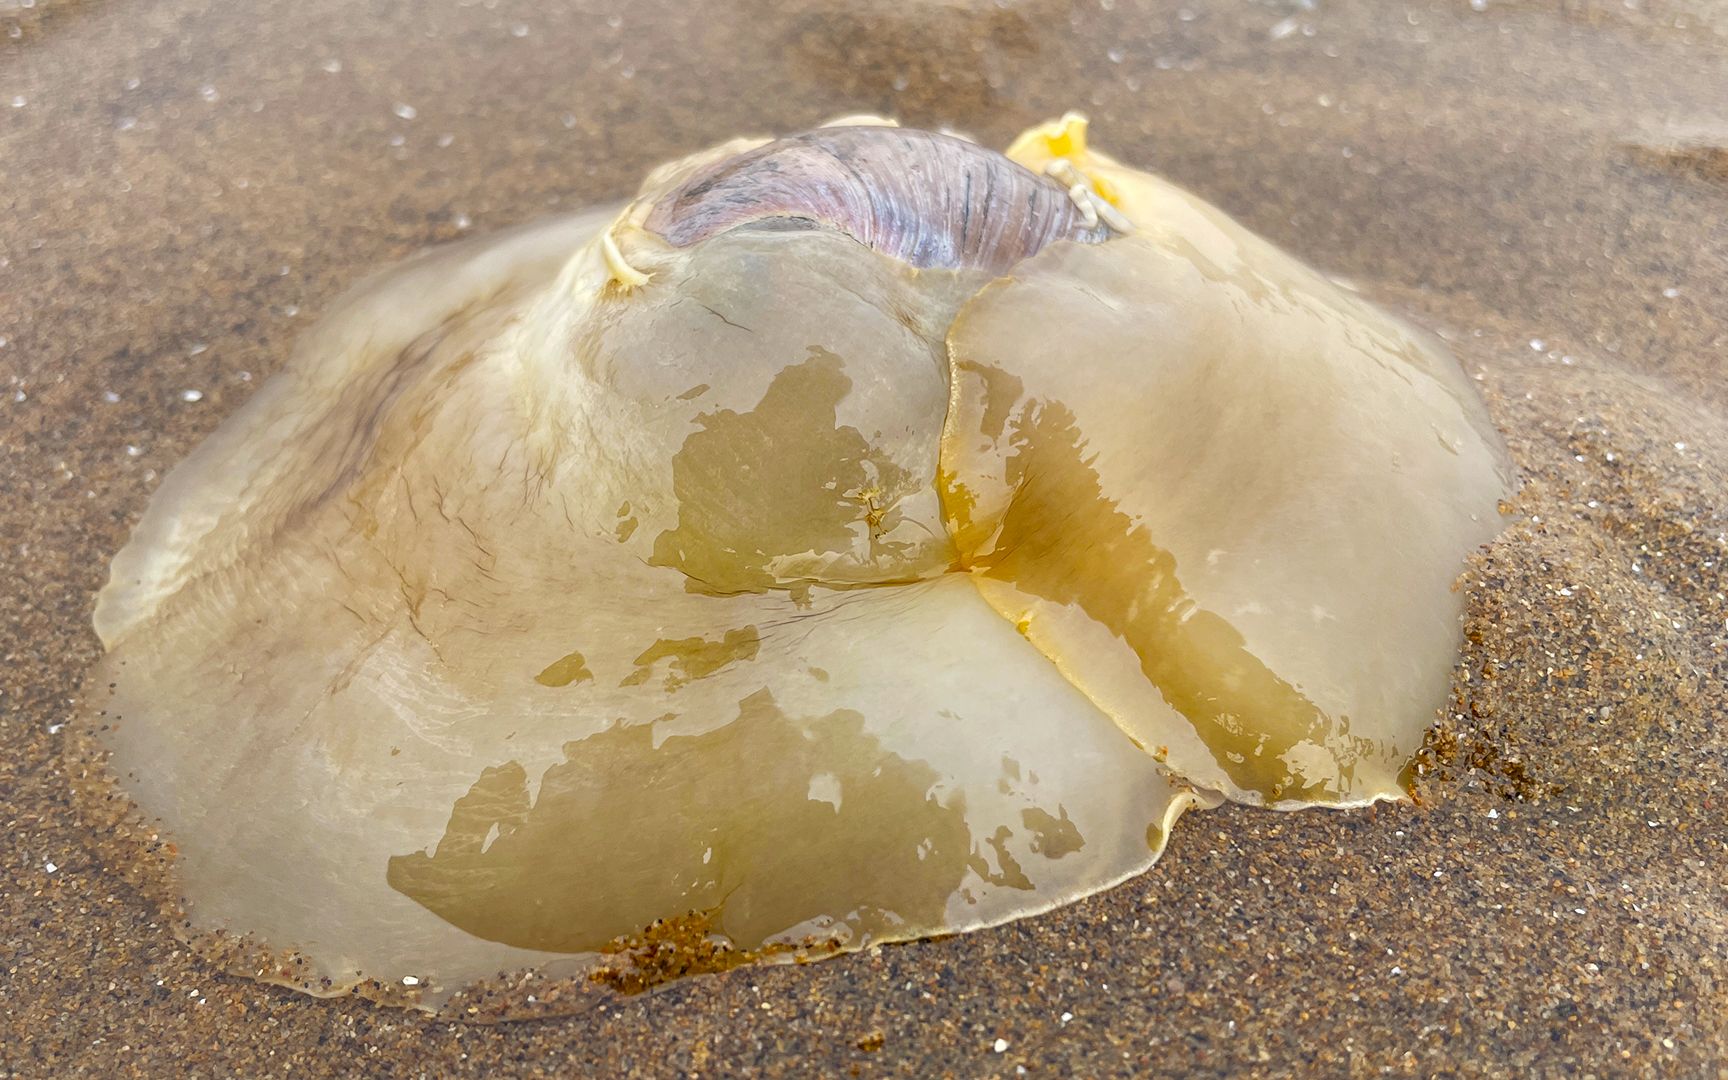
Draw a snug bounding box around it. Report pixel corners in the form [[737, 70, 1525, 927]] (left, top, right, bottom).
[[644, 126, 1110, 272]]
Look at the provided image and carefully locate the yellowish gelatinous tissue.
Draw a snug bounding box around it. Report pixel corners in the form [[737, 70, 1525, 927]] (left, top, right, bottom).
[[78, 114, 1512, 1011]]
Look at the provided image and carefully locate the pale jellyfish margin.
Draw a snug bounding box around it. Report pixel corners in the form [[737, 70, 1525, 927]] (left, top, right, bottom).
[[69, 115, 1513, 1015]]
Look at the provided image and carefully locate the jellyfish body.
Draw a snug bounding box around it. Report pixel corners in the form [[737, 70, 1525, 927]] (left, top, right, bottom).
[[80, 116, 1512, 1009]]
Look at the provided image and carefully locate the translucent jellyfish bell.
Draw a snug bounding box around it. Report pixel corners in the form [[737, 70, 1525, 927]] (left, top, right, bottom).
[[75, 114, 1512, 1012]]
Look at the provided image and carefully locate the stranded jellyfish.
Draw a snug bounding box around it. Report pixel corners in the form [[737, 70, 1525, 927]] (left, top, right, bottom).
[[75, 114, 1513, 1010]]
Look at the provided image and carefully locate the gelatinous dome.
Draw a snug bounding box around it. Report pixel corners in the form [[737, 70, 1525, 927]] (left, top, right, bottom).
[[74, 115, 1512, 1012]]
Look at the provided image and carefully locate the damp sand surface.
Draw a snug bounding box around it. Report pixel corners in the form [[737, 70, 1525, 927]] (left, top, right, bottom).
[[2, 0, 1725, 1075]]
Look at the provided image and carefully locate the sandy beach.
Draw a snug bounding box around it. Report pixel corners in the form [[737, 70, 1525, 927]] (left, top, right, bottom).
[[2, 0, 1724, 1074]]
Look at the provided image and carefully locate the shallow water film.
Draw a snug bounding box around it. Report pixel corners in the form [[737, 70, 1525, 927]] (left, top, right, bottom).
[[73, 116, 1509, 1009]]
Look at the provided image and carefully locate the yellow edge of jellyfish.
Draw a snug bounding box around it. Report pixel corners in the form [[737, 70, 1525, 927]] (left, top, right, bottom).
[[1004, 112, 1125, 208], [818, 113, 900, 129], [601, 226, 652, 291]]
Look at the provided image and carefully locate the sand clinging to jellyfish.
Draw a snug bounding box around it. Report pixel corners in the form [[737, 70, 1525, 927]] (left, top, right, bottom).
[[69, 113, 1513, 1014]]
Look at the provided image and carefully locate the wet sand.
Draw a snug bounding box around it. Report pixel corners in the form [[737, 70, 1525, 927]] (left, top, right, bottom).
[[2, 0, 1725, 1075]]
